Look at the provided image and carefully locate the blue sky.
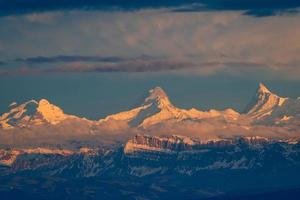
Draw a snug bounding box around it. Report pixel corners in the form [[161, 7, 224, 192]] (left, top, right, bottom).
[[0, 1, 300, 118]]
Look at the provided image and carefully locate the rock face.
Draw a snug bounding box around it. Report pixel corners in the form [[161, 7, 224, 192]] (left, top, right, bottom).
[[124, 134, 196, 153], [124, 134, 275, 154], [0, 134, 300, 200], [1, 134, 296, 174], [0, 148, 74, 168]]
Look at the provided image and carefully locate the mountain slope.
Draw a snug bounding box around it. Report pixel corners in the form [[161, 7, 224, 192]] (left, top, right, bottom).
[[246, 83, 287, 119], [100, 87, 240, 128], [0, 99, 84, 129], [246, 83, 300, 125], [1, 83, 300, 141]]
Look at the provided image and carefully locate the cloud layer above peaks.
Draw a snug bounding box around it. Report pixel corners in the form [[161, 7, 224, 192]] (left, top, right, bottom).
[[0, 10, 300, 79]]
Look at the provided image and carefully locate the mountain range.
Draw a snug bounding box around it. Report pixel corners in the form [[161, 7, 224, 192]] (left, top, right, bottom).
[[1, 83, 300, 199], [1, 83, 300, 144]]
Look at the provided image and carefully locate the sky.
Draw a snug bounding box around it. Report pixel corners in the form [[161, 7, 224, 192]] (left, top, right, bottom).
[[0, 0, 300, 119]]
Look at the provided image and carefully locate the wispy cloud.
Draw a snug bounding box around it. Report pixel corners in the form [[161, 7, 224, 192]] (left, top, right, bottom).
[[0, 54, 277, 77], [15, 55, 131, 63], [3, 57, 299, 81], [1, 55, 195, 74]]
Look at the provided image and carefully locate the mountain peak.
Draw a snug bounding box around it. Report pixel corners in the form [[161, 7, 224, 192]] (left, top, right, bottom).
[[0, 98, 73, 129], [148, 87, 168, 99], [9, 102, 17, 107], [1, 99, 39, 129], [246, 83, 288, 119], [36, 99, 69, 124], [38, 98, 50, 106], [144, 87, 172, 107], [258, 83, 271, 94]]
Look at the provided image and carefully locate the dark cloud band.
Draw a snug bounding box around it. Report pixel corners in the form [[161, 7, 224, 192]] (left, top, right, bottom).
[[15, 55, 128, 63], [0, 0, 299, 17], [0, 54, 268, 75]]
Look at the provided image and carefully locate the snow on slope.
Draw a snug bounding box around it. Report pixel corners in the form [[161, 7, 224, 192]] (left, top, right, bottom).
[[100, 87, 240, 128], [246, 83, 300, 124], [1, 83, 299, 136], [0, 99, 81, 129], [124, 134, 196, 154], [0, 148, 74, 166], [123, 134, 281, 155], [246, 83, 288, 119]]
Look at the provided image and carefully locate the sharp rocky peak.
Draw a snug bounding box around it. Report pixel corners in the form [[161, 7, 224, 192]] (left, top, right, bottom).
[[144, 87, 173, 108], [257, 83, 271, 94], [245, 83, 287, 119], [254, 82, 284, 101]]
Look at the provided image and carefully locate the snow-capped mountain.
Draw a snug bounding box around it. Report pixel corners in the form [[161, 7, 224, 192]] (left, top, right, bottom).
[[246, 83, 287, 119], [0, 84, 299, 200], [0, 99, 91, 129], [100, 87, 240, 128], [245, 83, 300, 125], [1, 83, 300, 143]]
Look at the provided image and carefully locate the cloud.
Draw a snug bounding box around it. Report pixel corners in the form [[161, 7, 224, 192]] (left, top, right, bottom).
[[0, 66, 41, 76], [171, 2, 300, 17], [0, 0, 299, 17], [1, 117, 298, 147], [1, 11, 300, 79], [0, 55, 279, 77], [53, 59, 194, 73], [15, 55, 130, 63], [243, 8, 299, 17], [10, 55, 192, 73], [1, 56, 195, 74]]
